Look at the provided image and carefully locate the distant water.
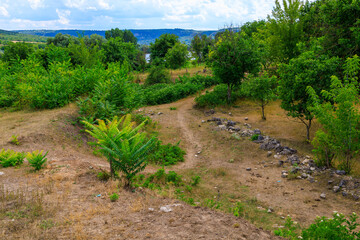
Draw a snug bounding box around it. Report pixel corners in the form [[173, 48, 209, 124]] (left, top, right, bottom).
[[145, 53, 150, 63]]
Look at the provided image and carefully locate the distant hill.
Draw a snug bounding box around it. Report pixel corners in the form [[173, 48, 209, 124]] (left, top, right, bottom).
[[0, 29, 48, 43], [15, 29, 218, 45]]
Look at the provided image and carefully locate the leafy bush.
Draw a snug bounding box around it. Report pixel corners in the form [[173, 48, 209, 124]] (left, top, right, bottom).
[[274, 217, 299, 239], [302, 212, 360, 240], [109, 193, 119, 202], [147, 141, 186, 166], [139, 169, 183, 188], [26, 150, 48, 171], [312, 130, 335, 168], [10, 135, 20, 145], [250, 134, 259, 141], [84, 115, 156, 188], [145, 65, 171, 85], [195, 84, 244, 107], [0, 149, 25, 168], [190, 175, 201, 186], [97, 171, 111, 181]]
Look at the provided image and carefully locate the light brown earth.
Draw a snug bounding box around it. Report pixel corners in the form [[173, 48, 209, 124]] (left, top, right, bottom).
[[1, 93, 359, 239]]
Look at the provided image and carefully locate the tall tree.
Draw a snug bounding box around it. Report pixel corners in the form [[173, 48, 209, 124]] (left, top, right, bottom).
[[105, 28, 137, 45], [267, 0, 304, 63], [150, 33, 179, 65], [190, 34, 213, 64], [165, 42, 188, 69], [209, 30, 261, 103], [278, 47, 340, 140]]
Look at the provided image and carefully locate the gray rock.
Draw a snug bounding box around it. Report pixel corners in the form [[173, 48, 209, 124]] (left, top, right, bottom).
[[246, 168, 252, 171], [339, 180, 348, 187], [336, 170, 346, 175], [245, 117, 249, 120], [201, 120, 206, 123], [267, 151, 273, 157], [227, 120, 236, 127], [320, 193, 326, 199], [310, 167, 316, 171], [218, 125, 227, 130], [274, 154, 282, 160], [278, 160, 284, 167], [253, 129, 261, 135], [328, 180, 334, 185], [342, 191, 348, 197], [281, 173, 288, 178], [301, 173, 308, 179], [0, 172, 4, 176], [158, 112, 163, 115], [353, 194, 359, 201], [291, 167, 299, 174], [308, 176, 315, 183], [333, 186, 340, 193], [288, 155, 300, 166]]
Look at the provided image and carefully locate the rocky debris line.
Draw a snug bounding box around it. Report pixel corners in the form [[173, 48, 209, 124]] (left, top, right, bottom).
[[204, 116, 360, 201]]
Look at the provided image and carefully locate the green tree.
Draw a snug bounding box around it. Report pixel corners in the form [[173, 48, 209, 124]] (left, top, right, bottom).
[[105, 28, 137, 45], [165, 42, 188, 69], [84, 115, 156, 188], [190, 34, 213, 64], [307, 55, 360, 173], [208, 30, 261, 103], [102, 37, 138, 67], [242, 73, 277, 120], [47, 33, 78, 47], [2, 42, 34, 63], [278, 48, 340, 140], [267, 0, 304, 62], [150, 33, 179, 65]]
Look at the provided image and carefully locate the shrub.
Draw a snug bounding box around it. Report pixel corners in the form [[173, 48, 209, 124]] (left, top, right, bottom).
[[84, 115, 156, 188], [312, 130, 335, 168], [97, 171, 111, 181], [250, 134, 259, 141], [190, 175, 201, 186], [109, 193, 119, 202], [26, 150, 48, 171], [145, 65, 171, 85], [0, 149, 25, 168], [274, 217, 298, 239], [147, 141, 186, 166], [10, 135, 20, 145], [301, 212, 360, 240], [195, 84, 244, 108]]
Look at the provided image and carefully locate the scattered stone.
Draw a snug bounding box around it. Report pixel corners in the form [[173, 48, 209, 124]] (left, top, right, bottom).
[[328, 180, 334, 185], [218, 125, 227, 130], [246, 168, 252, 171], [228, 126, 241, 132], [148, 208, 155, 211], [342, 191, 348, 197], [197, 151, 201, 154], [245, 117, 249, 120], [201, 120, 206, 123], [310, 167, 316, 171], [158, 112, 163, 115], [339, 179, 347, 187], [253, 129, 261, 135], [301, 173, 308, 179], [0, 172, 4, 176], [267, 208, 274, 213], [288, 155, 300, 166], [290, 167, 299, 174], [333, 186, 340, 193], [274, 154, 282, 160], [267, 151, 272, 157], [226, 120, 236, 127], [205, 109, 216, 115], [320, 193, 326, 199], [244, 123, 252, 128], [308, 176, 315, 183], [354, 194, 360, 201], [240, 129, 254, 137], [336, 170, 346, 175], [281, 173, 288, 178]]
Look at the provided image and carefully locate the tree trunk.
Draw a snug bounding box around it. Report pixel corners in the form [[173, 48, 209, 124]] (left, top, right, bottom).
[[261, 102, 266, 120], [109, 158, 114, 178], [306, 119, 312, 142], [227, 84, 232, 104]]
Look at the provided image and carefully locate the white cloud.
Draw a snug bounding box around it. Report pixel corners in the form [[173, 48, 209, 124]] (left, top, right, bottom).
[[28, 0, 45, 10], [0, 6, 9, 17], [56, 9, 71, 25]]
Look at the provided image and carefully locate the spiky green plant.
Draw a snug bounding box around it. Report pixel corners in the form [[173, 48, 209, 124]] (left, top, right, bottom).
[[83, 114, 156, 188], [26, 150, 48, 171]]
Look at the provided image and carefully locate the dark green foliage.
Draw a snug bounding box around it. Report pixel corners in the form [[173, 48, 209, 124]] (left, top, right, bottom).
[[141, 75, 219, 106], [26, 150, 48, 171], [109, 193, 119, 202], [102, 37, 139, 68], [307, 55, 360, 173], [144, 65, 171, 85], [278, 49, 341, 140], [139, 169, 183, 189], [2, 42, 34, 64], [165, 42, 188, 69], [190, 34, 213, 63], [195, 84, 244, 107], [0, 149, 25, 168], [250, 134, 259, 141], [147, 141, 186, 166], [47, 33, 78, 47], [150, 33, 179, 64], [301, 212, 360, 240], [105, 28, 137, 45], [209, 30, 261, 103]]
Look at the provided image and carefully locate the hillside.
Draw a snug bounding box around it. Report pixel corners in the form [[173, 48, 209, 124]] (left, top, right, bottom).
[[15, 28, 218, 45], [0, 29, 48, 43]]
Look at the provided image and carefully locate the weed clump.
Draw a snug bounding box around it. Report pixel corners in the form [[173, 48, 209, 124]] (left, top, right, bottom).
[[26, 150, 48, 171], [0, 149, 25, 168]]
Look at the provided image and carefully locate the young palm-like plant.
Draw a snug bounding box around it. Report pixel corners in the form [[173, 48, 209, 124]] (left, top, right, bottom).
[[83, 115, 155, 188]]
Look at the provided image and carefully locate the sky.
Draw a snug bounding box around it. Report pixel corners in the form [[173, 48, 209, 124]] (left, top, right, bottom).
[[0, 0, 276, 30]]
